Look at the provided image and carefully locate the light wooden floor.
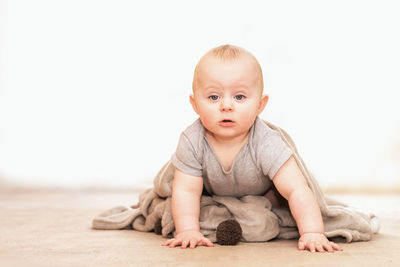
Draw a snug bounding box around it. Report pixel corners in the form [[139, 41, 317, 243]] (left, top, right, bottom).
[[0, 188, 399, 266]]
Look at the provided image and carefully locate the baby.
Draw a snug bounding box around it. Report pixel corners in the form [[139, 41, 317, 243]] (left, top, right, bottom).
[[162, 44, 343, 253]]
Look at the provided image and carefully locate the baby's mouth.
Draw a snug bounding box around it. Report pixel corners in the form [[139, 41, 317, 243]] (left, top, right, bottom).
[[219, 119, 235, 126]]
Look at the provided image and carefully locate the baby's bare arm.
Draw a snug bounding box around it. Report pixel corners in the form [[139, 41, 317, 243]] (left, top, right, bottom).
[[273, 156, 342, 253], [162, 168, 213, 249]]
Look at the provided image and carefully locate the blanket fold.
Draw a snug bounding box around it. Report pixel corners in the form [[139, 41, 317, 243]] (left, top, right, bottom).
[[92, 121, 379, 243]]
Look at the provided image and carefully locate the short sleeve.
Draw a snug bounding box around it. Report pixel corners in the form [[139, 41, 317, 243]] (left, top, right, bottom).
[[171, 133, 203, 177], [258, 131, 293, 180]]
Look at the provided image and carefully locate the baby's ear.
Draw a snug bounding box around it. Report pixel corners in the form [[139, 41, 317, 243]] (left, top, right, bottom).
[[189, 95, 199, 114], [257, 94, 269, 114]]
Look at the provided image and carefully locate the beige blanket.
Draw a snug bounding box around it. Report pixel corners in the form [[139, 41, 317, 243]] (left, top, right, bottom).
[[92, 121, 379, 243]]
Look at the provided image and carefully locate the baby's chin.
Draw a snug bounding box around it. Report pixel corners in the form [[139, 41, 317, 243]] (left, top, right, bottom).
[[205, 127, 251, 142]]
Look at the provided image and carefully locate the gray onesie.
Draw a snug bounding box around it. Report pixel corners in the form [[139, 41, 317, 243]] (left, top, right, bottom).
[[171, 116, 293, 197]]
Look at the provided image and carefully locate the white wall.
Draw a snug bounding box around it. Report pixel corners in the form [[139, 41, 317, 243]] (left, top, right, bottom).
[[1, 0, 399, 189]]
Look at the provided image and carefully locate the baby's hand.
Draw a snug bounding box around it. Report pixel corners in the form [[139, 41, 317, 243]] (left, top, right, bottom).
[[162, 230, 214, 249], [298, 233, 343, 253]]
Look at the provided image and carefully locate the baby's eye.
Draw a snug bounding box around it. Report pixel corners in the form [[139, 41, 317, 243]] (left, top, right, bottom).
[[209, 95, 219, 101], [234, 95, 245, 101]]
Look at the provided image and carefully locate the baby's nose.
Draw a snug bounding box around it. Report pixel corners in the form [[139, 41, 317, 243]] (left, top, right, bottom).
[[220, 99, 234, 111]]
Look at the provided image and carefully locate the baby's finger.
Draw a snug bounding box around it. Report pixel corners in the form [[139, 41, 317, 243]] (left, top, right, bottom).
[[181, 240, 189, 249], [323, 242, 334, 253], [308, 243, 316, 253], [169, 238, 181, 248], [298, 240, 306, 250], [330, 241, 343, 251], [199, 238, 213, 247], [316, 243, 325, 253], [189, 239, 197, 249], [162, 239, 173, 246], [202, 237, 214, 247]]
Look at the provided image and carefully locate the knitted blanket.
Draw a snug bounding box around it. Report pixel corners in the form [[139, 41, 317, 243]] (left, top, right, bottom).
[[92, 121, 379, 243]]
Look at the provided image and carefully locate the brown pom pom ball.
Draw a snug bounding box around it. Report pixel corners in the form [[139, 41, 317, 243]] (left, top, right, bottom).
[[216, 219, 242, 245]]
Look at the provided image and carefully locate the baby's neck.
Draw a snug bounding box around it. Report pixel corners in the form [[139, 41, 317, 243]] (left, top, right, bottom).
[[205, 130, 250, 172], [205, 130, 250, 148]]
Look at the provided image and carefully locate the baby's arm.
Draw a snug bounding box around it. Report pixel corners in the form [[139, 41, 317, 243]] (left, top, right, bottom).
[[273, 156, 343, 253], [162, 168, 214, 249]]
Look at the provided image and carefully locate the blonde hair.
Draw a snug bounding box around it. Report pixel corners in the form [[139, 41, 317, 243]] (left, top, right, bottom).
[[192, 44, 264, 92], [209, 44, 243, 61]]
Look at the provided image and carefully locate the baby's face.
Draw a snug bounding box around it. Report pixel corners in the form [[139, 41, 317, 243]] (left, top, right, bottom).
[[190, 54, 268, 141]]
